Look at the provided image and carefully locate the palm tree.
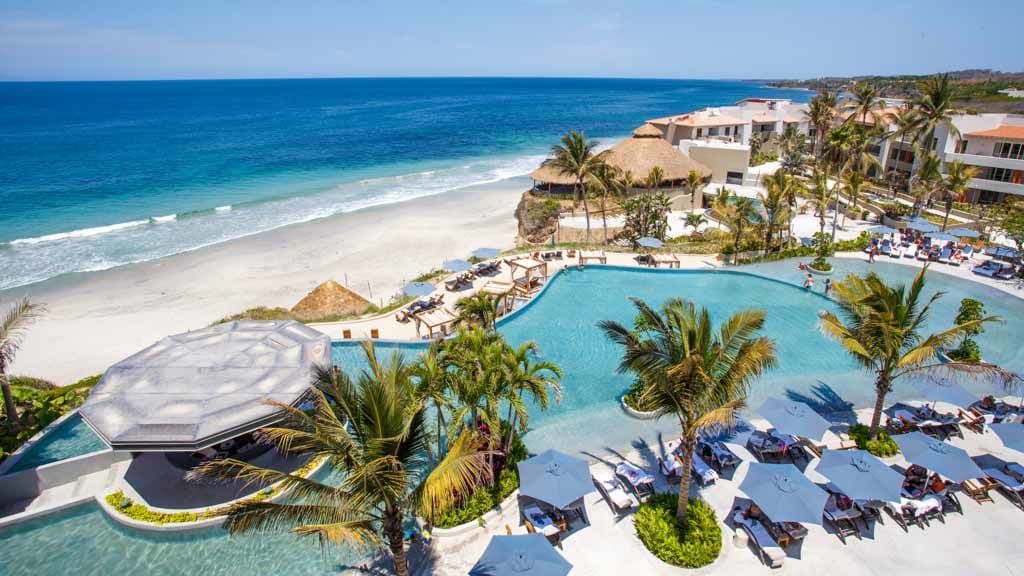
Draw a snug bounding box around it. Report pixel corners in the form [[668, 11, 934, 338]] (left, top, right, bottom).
[[820, 269, 1000, 439], [590, 162, 622, 243], [600, 298, 776, 526], [685, 169, 705, 210], [910, 152, 942, 216], [809, 168, 831, 237], [445, 328, 506, 436], [780, 148, 806, 176], [939, 161, 978, 231], [842, 82, 884, 127], [759, 172, 792, 256], [620, 170, 636, 197], [646, 165, 665, 193], [724, 196, 757, 263], [908, 74, 961, 152], [500, 342, 562, 451], [192, 341, 490, 576], [779, 122, 805, 156], [841, 170, 866, 226], [548, 130, 603, 240], [415, 341, 454, 461], [684, 213, 706, 234], [1, 298, 43, 427], [454, 292, 500, 330], [805, 88, 838, 156]]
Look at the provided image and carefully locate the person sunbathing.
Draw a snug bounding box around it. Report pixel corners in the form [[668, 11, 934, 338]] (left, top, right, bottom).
[[980, 395, 997, 411], [928, 473, 948, 495]]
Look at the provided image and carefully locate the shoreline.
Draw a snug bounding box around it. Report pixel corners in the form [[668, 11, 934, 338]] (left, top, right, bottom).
[[5, 177, 527, 383]]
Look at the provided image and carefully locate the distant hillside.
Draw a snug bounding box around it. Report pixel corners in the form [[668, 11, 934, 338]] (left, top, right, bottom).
[[755, 70, 1024, 113]]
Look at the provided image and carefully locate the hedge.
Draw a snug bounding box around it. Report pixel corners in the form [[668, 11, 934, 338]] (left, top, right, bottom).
[[848, 424, 899, 457], [634, 493, 721, 568], [433, 432, 527, 529]]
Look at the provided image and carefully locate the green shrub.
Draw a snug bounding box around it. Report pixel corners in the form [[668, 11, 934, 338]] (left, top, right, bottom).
[[836, 232, 871, 252], [433, 431, 527, 528], [947, 338, 982, 362], [1, 374, 102, 464], [634, 493, 721, 568], [810, 256, 832, 272], [848, 424, 899, 457]]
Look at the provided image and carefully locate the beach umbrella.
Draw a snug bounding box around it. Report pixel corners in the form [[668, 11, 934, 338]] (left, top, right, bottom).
[[893, 432, 985, 483], [469, 534, 572, 576], [905, 218, 939, 233], [756, 398, 831, 443], [947, 228, 981, 239], [989, 423, 1024, 455], [910, 377, 978, 408], [442, 258, 471, 272], [986, 246, 1019, 261], [636, 236, 663, 249], [517, 450, 595, 510], [401, 281, 436, 297], [473, 247, 501, 259], [816, 449, 904, 504], [738, 463, 828, 525], [867, 225, 898, 235], [926, 232, 957, 243]]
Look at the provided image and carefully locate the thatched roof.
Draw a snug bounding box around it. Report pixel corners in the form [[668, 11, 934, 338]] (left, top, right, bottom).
[[291, 280, 372, 320], [599, 127, 711, 182], [528, 162, 577, 186], [632, 123, 664, 138]]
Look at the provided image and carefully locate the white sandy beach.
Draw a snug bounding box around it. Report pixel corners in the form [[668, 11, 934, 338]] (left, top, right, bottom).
[[4, 178, 527, 384]]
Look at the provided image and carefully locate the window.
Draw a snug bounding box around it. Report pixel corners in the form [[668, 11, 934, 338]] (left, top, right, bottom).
[[696, 128, 703, 138], [725, 126, 732, 136], [726, 171, 743, 185], [955, 139, 969, 154], [985, 167, 1014, 182], [995, 142, 1024, 160]]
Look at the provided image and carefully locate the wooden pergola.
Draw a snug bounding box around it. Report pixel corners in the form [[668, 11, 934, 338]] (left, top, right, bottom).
[[479, 280, 516, 315], [653, 253, 680, 268], [578, 250, 607, 264], [509, 258, 547, 296], [413, 307, 457, 339]]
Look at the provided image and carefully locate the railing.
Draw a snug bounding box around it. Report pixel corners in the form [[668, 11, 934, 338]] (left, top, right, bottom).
[[968, 178, 1024, 196], [946, 152, 1024, 171]]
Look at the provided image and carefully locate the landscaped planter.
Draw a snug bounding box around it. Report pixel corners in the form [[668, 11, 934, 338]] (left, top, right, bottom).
[[620, 395, 659, 420], [807, 264, 833, 276], [423, 490, 520, 540]]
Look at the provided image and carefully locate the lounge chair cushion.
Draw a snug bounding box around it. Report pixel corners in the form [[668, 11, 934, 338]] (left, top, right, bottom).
[[690, 453, 718, 485], [616, 462, 653, 486], [733, 512, 786, 567], [595, 477, 633, 509], [985, 468, 1024, 492]]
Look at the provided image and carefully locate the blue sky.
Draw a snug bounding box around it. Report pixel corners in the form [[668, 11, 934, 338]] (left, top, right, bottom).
[[1, 0, 1022, 81]]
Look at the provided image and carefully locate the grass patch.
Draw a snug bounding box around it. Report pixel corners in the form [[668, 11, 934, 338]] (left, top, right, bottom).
[[634, 493, 721, 568], [848, 424, 899, 457]]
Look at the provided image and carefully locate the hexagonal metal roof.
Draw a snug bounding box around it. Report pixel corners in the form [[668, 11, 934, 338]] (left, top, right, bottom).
[[79, 320, 331, 451]]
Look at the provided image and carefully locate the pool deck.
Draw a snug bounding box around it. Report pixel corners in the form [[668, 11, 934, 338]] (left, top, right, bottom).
[[420, 406, 1024, 576]]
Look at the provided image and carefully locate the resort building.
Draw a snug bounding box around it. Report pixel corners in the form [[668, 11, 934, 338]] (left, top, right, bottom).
[[529, 124, 711, 209], [935, 114, 1024, 204]]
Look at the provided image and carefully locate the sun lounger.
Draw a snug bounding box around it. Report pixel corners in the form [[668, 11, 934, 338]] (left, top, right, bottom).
[[889, 244, 903, 258], [747, 430, 788, 461], [889, 495, 943, 531], [699, 439, 741, 471], [823, 493, 862, 543], [683, 452, 718, 486], [985, 467, 1024, 510], [917, 246, 932, 261], [657, 456, 681, 484], [904, 245, 918, 259], [615, 462, 655, 502], [593, 472, 635, 513], [938, 246, 952, 264], [962, 244, 974, 259], [733, 512, 786, 568]]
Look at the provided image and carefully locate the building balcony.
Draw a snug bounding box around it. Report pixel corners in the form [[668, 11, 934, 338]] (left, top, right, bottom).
[[969, 177, 1024, 197], [946, 152, 1024, 171]]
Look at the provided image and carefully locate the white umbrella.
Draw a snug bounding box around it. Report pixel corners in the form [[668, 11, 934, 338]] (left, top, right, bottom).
[[911, 378, 979, 409], [738, 463, 828, 525], [470, 534, 572, 576], [816, 449, 904, 504], [757, 398, 831, 443], [989, 423, 1024, 456], [893, 432, 985, 483]]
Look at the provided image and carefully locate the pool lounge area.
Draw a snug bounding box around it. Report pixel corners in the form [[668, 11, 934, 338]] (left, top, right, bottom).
[[3, 256, 1024, 575]]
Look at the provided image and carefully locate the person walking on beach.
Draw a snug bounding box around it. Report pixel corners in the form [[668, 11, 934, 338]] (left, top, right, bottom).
[[803, 273, 814, 290], [824, 278, 832, 296]]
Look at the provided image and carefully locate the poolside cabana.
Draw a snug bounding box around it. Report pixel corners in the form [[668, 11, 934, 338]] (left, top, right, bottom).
[[578, 250, 607, 264], [480, 280, 516, 315], [510, 258, 548, 295], [413, 307, 457, 339], [79, 320, 331, 452]]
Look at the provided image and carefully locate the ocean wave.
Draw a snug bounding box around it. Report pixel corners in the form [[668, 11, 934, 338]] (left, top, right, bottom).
[[0, 150, 547, 290]]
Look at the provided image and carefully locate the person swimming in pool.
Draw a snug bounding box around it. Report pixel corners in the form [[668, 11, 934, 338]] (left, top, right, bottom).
[[803, 273, 814, 290]]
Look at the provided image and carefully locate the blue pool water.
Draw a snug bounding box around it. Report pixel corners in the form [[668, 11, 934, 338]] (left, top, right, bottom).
[[7, 413, 107, 473], [4, 260, 1021, 573]]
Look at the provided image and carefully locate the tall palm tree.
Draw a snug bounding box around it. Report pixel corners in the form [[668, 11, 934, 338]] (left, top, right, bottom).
[[820, 269, 1000, 439], [445, 327, 506, 436], [908, 74, 961, 153], [548, 131, 603, 239], [684, 213, 706, 234], [939, 161, 978, 231], [1, 298, 43, 427], [759, 172, 792, 256], [842, 170, 866, 226], [454, 292, 500, 330], [415, 341, 454, 461], [600, 298, 776, 526], [192, 341, 490, 576], [500, 342, 562, 451], [724, 196, 757, 263], [842, 82, 884, 127], [779, 122, 805, 156], [620, 169, 636, 197], [910, 152, 942, 217], [685, 169, 705, 210], [646, 165, 665, 193], [805, 88, 838, 156], [590, 162, 623, 243], [809, 168, 831, 237]]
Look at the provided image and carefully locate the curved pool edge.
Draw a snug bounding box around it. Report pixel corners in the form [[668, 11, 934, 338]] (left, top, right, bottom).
[[0, 409, 99, 476]]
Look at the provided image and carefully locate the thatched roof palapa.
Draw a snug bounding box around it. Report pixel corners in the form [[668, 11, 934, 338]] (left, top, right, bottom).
[[291, 280, 372, 320], [529, 123, 710, 186]]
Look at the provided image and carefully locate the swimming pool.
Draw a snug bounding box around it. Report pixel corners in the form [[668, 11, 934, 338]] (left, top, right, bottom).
[[333, 259, 1024, 456], [6, 413, 108, 474]]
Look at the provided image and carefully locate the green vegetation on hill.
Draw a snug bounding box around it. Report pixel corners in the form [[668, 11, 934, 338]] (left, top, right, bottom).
[[1, 374, 102, 464]]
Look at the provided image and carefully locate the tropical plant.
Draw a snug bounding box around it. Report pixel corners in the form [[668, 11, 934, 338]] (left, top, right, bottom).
[[684, 213, 706, 234], [719, 195, 758, 263], [809, 168, 831, 237], [993, 200, 1024, 252], [600, 298, 776, 526], [950, 298, 987, 363], [842, 82, 884, 126], [759, 171, 792, 255], [191, 341, 491, 576], [499, 342, 562, 451], [548, 130, 604, 239], [842, 170, 866, 226], [805, 88, 839, 156], [939, 161, 978, 231], [590, 161, 623, 242], [622, 191, 672, 241], [910, 152, 942, 216], [1, 299, 43, 428], [634, 493, 721, 568], [779, 122, 805, 156], [908, 74, 961, 151], [415, 341, 454, 461], [685, 169, 705, 210], [646, 165, 665, 192], [454, 292, 501, 330], [780, 148, 806, 176], [819, 268, 1001, 438]]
